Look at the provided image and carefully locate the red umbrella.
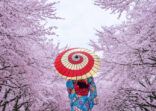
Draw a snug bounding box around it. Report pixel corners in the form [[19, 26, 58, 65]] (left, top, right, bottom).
[[54, 48, 100, 80]]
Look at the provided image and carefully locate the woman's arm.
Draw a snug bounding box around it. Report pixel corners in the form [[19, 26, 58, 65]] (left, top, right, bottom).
[[88, 77, 98, 105], [66, 80, 77, 101]]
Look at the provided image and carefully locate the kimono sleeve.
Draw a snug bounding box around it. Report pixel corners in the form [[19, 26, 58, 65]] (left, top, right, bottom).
[[88, 77, 97, 100], [66, 80, 77, 100]]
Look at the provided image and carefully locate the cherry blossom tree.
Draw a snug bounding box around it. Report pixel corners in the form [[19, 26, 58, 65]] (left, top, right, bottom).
[[91, 0, 156, 111], [0, 0, 67, 111], [95, 0, 141, 15]]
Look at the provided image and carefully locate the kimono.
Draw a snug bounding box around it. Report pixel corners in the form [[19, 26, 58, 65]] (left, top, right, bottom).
[[66, 77, 97, 111]]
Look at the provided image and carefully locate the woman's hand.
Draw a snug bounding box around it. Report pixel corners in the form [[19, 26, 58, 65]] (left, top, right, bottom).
[[74, 107, 82, 111], [94, 97, 99, 105]]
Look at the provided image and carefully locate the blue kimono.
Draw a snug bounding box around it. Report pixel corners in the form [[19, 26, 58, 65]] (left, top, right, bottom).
[[66, 77, 97, 111]]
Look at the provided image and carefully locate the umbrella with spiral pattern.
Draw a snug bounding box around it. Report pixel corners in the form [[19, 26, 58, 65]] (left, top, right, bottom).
[[54, 48, 100, 80]]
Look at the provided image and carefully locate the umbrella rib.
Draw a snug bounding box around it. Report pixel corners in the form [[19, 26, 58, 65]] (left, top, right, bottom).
[[61, 62, 70, 76], [72, 64, 76, 80], [79, 62, 86, 79], [75, 64, 80, 80]]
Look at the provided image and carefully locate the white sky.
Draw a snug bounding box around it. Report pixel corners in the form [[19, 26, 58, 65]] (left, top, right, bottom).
[[51, 0, 125, 49]]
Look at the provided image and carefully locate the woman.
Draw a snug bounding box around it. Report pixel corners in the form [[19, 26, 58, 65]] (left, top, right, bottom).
[[66, 76, 98, 111]]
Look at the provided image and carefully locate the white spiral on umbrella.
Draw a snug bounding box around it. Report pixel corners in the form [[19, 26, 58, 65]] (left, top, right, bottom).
[[61, 49, 89, 70]]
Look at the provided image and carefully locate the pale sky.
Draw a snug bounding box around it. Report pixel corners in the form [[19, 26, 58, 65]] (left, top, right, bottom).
[[51, 0, 125, 49]]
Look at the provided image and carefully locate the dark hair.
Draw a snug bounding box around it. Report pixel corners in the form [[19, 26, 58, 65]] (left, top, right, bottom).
[[77, 81, 89, 88]]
